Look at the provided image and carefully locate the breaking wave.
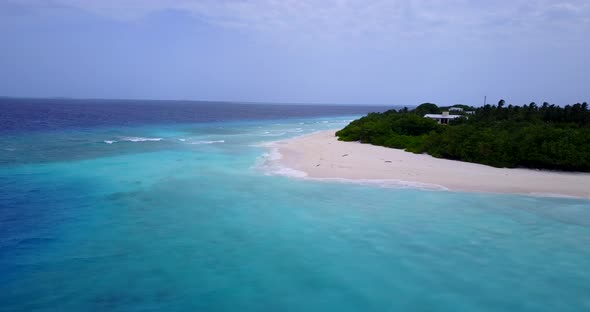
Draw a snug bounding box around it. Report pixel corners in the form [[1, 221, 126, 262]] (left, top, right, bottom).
[[254, 146, 308, 178], [103, 137, 163, 144], [189, 140, 225, 145], [260, 132, 286, 137], [121, 137, 163, 142]]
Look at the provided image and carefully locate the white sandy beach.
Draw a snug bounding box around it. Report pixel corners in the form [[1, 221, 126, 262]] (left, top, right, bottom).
[[267, 130, 590, 198]]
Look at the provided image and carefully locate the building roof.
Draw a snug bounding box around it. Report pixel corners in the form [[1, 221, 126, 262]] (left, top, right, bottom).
[[424, 114, 462, 119]]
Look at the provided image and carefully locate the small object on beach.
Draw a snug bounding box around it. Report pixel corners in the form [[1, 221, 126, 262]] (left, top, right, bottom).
[[342, 154, 349, 157], [316, 164, 320, 167], [385, 160, 392, 163]]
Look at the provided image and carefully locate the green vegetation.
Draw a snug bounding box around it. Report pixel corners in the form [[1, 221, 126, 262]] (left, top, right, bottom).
[[336, 101, 590, 171]]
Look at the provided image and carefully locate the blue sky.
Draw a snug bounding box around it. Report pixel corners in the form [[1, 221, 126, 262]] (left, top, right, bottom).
[[1, 0, 589, 105]]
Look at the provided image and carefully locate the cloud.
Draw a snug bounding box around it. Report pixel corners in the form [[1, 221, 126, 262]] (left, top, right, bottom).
[[4, 0, 590, 42]]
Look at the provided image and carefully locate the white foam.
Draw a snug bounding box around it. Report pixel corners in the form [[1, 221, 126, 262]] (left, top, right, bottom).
[[273, 167, 308, 178], [121, 137, 163, 142], [310, 177, 448, 191], [178, 138, 186, 142], [527, 192, 583, 199], [254, 147, 307, 178], [4, 147, 16, 151], [267, 147, 283, 161], [189, 140, 225, 145], [260, 132, 286, 137], [104, 140, 117, 144]]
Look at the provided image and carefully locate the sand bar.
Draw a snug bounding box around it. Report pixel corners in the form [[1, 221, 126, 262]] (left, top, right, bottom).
[[267, 130, 590, 198]]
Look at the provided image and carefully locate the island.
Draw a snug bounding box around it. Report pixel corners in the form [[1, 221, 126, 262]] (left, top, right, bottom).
[[266, 100, 590, 198], [336, 101, 590, 171]]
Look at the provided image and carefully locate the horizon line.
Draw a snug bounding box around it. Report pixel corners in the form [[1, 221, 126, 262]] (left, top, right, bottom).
[[1, 95, 586, 107], [0, 95, 397, 107]]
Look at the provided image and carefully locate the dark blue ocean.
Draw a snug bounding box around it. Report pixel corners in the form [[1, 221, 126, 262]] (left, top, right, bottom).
[[1, 98, 589, 311]]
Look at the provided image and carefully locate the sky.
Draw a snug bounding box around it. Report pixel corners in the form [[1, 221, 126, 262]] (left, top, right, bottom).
[[0, 0, 589, 106]]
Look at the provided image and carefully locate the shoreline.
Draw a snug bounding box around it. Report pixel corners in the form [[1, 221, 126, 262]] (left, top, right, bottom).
[[264, 130, 590, 199]]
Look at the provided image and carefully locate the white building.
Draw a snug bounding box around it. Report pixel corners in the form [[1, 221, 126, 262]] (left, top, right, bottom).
[[449, 107, 463, 112], [424, 111, 462, 124]]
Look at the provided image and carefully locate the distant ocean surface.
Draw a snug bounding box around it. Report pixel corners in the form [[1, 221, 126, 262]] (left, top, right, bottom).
[[1, 99, 589, 311]]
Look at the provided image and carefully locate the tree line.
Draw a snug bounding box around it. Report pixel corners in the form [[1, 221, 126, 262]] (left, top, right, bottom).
[[336, 100, 590, 171]]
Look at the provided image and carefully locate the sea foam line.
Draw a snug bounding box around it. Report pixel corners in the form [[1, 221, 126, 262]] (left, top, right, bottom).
[[103, 137, 164, 144], [189, 140, 225, 145], [103, 137, 163, 144], [122, 137, 163, 142]]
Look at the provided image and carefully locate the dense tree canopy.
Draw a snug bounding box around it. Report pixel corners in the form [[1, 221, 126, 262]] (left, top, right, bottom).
[[336, 101, 590, 171], [413, 103, 441, 116]]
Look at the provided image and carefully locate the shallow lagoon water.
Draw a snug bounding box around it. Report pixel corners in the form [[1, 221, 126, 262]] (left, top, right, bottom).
[[1, 102, 590, 311]]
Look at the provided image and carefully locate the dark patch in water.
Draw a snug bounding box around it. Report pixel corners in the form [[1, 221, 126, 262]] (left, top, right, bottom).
[[16, 237, 55, 246], [106, 191, 142, 201], [91, 292, 142, 310]]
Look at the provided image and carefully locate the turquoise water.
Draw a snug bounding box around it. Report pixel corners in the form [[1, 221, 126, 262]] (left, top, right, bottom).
[[1, 116, 590, 311]]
